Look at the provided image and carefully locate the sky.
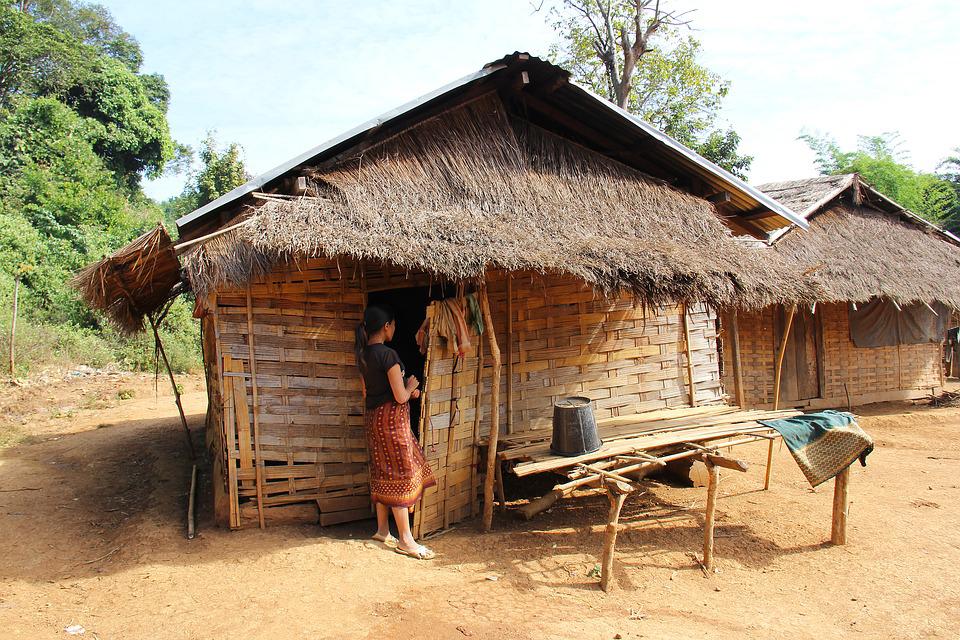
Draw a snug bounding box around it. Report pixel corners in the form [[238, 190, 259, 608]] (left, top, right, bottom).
[[96, 0, 960, 201]]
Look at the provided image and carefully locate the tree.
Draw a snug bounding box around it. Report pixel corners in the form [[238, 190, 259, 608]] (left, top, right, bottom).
[[14, 0, 144, 72], [0, 4, 174, 186], [801, 131, 960, 228], [162, 133, 249, 231], [546, 0, 753, 176]]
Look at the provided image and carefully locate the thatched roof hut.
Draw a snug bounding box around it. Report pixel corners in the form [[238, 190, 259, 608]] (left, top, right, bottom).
[[761, 173, 960, 308], [74, 52, 818, 534], [722, 173, 960, 412]]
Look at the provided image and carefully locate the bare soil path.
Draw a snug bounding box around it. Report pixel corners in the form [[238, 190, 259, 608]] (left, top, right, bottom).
[[0, 373, 958, 639]]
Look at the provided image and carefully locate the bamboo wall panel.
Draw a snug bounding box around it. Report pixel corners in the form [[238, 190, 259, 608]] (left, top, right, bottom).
[[214, 258, 369, 527], [485, 272, 723, 435], [205, 260, 727, 530], [723, 302, 942, 408]]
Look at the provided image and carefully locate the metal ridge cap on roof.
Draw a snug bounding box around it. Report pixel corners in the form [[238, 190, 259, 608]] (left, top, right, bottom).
[[563, 80, 809, 230], [175, 63, 506, 230]]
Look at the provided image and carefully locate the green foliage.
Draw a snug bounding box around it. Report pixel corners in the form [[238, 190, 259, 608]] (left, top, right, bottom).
[[162, 132, 249, 229], [800, 132, 960, 227], [0, 4, 173, 185], [0, 1, 198, 376], [547, 2, 752, 177], [15, 0, 144, 71]]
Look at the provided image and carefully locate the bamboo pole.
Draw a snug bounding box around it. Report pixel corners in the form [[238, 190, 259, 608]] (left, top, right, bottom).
[[506, 274, 514, 434], [767, 304, 797, 490], [8, 275, 18, 376], [148, 315, 196, 461], [681, 303, 697, 407], [479, 286, 502, 532], [469, 331, 485, 517], [831, 466, 851, 545], [728, 310, 746, 408], [187, 463, 198, 539], [245, 287, 266, 529], [703, 461, 720, 571]]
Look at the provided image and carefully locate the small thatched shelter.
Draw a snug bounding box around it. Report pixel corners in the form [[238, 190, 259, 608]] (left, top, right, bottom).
[[722, 174, 960, 410], [76, 53, 812, 534]]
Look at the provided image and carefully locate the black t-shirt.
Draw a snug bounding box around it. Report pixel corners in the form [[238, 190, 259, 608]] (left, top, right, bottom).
[[362, 344, 405, 409]]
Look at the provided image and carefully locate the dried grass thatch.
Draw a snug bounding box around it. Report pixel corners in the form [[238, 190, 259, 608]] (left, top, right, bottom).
[[762, 176, 960, 308], [773, 203, 960, 308], [72, 225, 182, 334], [181, 94, 815, 308]]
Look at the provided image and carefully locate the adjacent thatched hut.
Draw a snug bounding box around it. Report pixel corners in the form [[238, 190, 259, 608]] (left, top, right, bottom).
[[76, 53, 812, 534], [722, 174, 960, 410]]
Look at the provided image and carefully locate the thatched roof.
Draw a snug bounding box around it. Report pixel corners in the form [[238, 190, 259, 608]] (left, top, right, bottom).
[[176, 53, 806, 239], [759, 174, 960, 308], [181, 94, 813, 308], [72, 225, 182, 334]]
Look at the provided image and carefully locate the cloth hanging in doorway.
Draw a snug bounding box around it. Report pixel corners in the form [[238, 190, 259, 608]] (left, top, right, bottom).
[[435, 298, 472, 356], [415, 297, 473, 357], [758, 410, 873, 487]]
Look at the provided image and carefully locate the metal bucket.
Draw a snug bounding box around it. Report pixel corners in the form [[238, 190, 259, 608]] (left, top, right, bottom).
[[550, 396, 602, 457]]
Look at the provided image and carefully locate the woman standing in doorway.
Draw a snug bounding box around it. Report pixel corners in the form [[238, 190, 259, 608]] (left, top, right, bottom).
[[355, 305, 437, 559]]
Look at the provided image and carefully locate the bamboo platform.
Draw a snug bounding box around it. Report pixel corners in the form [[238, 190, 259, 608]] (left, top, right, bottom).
[[496, 405, 801, 478], [491, 403, 861, 593]]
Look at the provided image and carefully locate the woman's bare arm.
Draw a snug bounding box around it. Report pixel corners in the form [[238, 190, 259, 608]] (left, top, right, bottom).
[[387, 364, 419, 404]]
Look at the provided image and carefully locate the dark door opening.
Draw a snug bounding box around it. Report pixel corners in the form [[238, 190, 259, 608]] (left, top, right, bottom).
[[367, 284, 455, 437]]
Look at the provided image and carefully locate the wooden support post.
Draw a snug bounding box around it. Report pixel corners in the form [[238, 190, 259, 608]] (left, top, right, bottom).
[[245, 287, 266, 529], [703, 461, 720, 571], [831, 466, 851, 545], [763, 440, 775, 491], [681, 303, 697, 407], [186, 463, 198, 539], [728, 310, 746, 408], [767, 304, 796, 490], [8, 275, 18, 376], [506, 274, 514, 435], [600, 478, 634, 592], [480, 286, 502, 532]]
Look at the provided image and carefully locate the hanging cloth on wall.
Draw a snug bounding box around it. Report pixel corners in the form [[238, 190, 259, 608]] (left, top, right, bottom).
[[466, 292, 485, 336], [849, 298, 949, 348]]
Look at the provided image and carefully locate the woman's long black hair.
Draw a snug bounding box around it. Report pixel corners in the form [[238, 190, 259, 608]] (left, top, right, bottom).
[[355, 304, 395, 373]]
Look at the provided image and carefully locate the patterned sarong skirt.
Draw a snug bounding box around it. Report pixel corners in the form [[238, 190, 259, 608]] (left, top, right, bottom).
[[365, 401, 436, 508]]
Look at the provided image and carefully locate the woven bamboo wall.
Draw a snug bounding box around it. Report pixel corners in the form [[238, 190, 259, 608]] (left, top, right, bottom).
[[415, 307, 483, 537], [209, 257, 370, 528], [201, 262, 726, 531], [723, 302, 942, 408], [486, 272, 724, 436]]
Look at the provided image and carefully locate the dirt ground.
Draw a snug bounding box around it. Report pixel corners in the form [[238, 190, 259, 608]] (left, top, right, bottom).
[[1, 372, 958, 639]]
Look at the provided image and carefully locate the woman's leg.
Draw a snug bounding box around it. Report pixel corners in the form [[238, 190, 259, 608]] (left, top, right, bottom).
[[375, 502, 391, 538], [391, 506, 417, 550]]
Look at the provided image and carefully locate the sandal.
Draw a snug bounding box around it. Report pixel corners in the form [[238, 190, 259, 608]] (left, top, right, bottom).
[[371, 533, 398, 548], [395, 544, 436, 560]]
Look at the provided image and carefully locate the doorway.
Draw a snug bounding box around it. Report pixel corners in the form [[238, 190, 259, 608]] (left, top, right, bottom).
[[366, 284, 455, 436], [775, 305, 822, 403]]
